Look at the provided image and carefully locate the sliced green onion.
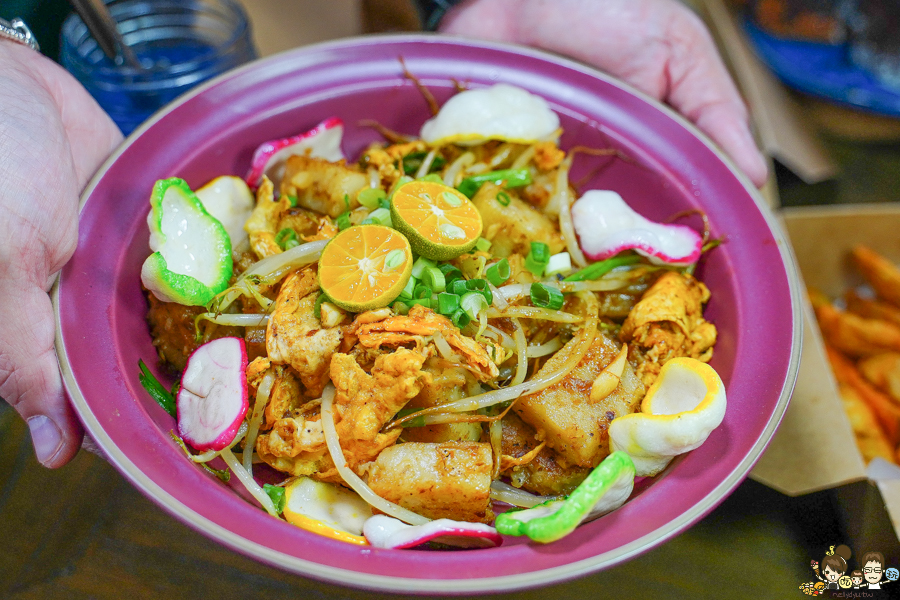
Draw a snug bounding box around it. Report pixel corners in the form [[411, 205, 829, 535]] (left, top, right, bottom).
[[358, 188, 386, 209], [402, 151, 446, 175], [343, 194, 351, 209], [422, 267, 446, 293], [361, 218, 376, 225], [413, 284, 432, 300], [263, 484, 286, 514], [437, 292, 460, 315], [274, 228, 299, 251], [525, 241, 551, 277], [378, 197, 391, 210], [486, 258, 511, 287], [398, 276, 417, 301], [530, 283, 565, 310], [313, 292, 327, 319], [411, 256, 437, 279], [457, 168, 533, 198], [138, 359, 176, 418], [496, 191, 511, 206], [466, 278, 493, 305], [287, 194, 299, 208], [335, 211, 352, 231], [451, 308, 471, 329], [438, 263, 463, 285], [460, 291, 488, 320], [475, 237, 492, 252], [448, 278, 469, 296], [563, 255, 643, 282], [392, 300, 410, 315], [384, 249, 406, 271], [408, 297, 432, 309], [545, 252, 573, 277], [366, 207, 392, 227]]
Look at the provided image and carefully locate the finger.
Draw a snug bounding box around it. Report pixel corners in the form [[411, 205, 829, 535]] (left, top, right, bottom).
[[0, 282, 83, 467], [662, 10, 768, 187]]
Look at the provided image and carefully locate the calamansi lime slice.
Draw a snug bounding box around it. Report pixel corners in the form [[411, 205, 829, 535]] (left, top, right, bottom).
[[317, 224, 413, 312], [390, 180, 483, 261]]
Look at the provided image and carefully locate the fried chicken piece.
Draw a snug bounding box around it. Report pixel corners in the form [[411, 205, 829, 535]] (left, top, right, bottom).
[[838, 383, 895, 464], [402, 357, 484, 444], [596, 269, 664, 321], [244, 175, 339, 261], [501, 413, 590, 496], [324, 349, 431, 478], [266, 268, 342, 397], [619, 271, 717, 387], [825, 344, 900, 445], [247, 358, 331, 476], [257, 448, 333, 479], [852, 245, 900, 307], [245, 357, 310, 428], [359, 140, 427, 189], [858, 352, 900, 407], [811, 289, 900, 358], [533, 141, 565, 171], [472, 182, 565, 259], [350, 305, 499, 382], [244, 176, 287, 259], [330, 349, 430, 442], [281, 155, 367, 218], [366, 441, 494, 523], [278, 206, 338, 243], [257, 411, 326, 459], [258, 348, 432, 481], [515, 329, 644, 468]]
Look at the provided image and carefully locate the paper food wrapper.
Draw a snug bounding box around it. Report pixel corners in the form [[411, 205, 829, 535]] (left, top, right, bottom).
[[749, 205, 900, 540]]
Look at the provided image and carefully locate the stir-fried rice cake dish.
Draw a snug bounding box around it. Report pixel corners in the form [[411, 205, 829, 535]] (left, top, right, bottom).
[[138, 82, 728, 549]]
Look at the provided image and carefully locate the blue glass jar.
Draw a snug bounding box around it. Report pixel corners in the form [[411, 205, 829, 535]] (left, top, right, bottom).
[[61, 0, 257, 135]]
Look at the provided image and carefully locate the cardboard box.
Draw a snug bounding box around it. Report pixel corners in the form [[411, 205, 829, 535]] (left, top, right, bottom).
[[696, 0, 900, 552], [759, 206, 900, 534]]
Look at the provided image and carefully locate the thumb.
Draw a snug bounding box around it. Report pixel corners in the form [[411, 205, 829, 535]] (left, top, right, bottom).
[[0, 282, 83, 467]]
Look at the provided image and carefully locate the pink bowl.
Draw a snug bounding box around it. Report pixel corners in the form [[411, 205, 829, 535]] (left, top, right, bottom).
[[54, 35, 802, 593]]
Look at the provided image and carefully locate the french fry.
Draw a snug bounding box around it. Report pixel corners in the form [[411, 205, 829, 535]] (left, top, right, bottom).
[[811, 290, 900, 357], [852, 245, 900, 307], [858, 352, 900, 408], [837, 383, 896, 464], [845, 289, 900, 329], [825, 344, 900, 446]]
